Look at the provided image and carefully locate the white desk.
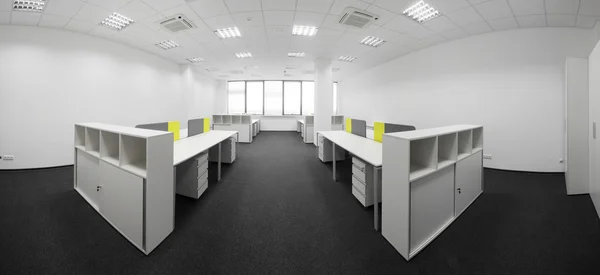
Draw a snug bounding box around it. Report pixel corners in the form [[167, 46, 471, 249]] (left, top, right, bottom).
[[174, 130, 238, 181], [317, 131, 382, 230]]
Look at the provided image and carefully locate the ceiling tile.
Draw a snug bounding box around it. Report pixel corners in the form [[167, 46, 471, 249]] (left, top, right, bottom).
[[546, 14, 577, 27], [161, 4, 200, 21], [427, 0, 471, 14], [384, 13, 420, 32], [224, 0, 262, 13], [322, 14, 348, 30], [516, 14, 546, 27], [544, 0, 580, 15], [403, 25, 436, 39], [366, 4, 398, 25], [86, 0, 130, 10], [420, 33, 447, 47], [189, 0, 229, 18], [440, 27, 469, 40], [367, 26, 401, 42], [463, 21, 492, 35], [579, 0, 600, 17], [264, 10, 295, 25], [446, 6, 484, 26], [72, 3, 112, 24], [64, 19, 96, 33], [507, 0, 544, 16], [294, 11, 326, 26], [232, 11, 264, 27], [142, 0, 186, 11], [88, 25, 118, 39], [261, 0, 297, 11], [474, 0, 514, 20], [576, 15, 600, 28], [468, 0, 493, 3], [10, 12, 42, 26], [38, 14, 71, 28], [43, 0, 85, 18], [488, 16, 519, 30], [372, 0, 412, 14], [117, 0, 157, 20], [203, 14, 236, 29], [423, 16, 458, 32], [297, 0, 335, 13], [139, 13, 166, 31], [329, 0, 370, 15], [0, 11, 10, 24]]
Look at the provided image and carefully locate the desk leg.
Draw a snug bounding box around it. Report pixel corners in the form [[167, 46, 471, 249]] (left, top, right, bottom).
[[173, 166, 176, 228], [374, 167, 381, 231], [218, 142, 222, 182], [333, 143, 336, 181]]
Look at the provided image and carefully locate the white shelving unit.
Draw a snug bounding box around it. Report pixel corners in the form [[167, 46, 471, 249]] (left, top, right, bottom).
[[331, 115, 344, 130], [213, 115, 223, 125], [213, 114, 255, 143], [382, 125, 483, 261], [74, 123, 174, 255], [223, 115, 232, 124]]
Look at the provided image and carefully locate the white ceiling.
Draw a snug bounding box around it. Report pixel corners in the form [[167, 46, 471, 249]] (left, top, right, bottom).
[[1, 0, 599, 80]]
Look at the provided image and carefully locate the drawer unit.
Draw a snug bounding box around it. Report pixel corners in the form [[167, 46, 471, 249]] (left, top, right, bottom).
[[317, 134, 346, 162], [197, 160, 208, 174], [352, 164, 366, 183], [350, 157, 382, 207], [352, 185, 367, 207], [352, 175, 367, 194], [176, 156, 209, 199], [209, 136, 237, 164], [352, 157, 366, 170], [197, 180, 208, 198], [196, 152, 208, 164], [198, 169, 208, 184]]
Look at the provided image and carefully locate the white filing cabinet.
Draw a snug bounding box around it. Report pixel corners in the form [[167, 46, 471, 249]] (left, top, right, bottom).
[[176, 152, 209, 199], [317, 133, 346, 162], [209, 136, 237, 164], [351, 157, 382, 207]]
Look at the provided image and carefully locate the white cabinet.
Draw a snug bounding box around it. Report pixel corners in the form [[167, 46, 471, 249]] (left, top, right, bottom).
[[455, 151, 483, 216], [317, 133, 346, 162], [213, 115, 254, 143], [76, 150, 101, 210], [351, 157, 382, 207]]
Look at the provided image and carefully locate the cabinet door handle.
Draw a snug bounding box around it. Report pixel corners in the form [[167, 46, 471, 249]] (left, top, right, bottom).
[[457, 188, 461, 194], [97, 186, 102, 192]]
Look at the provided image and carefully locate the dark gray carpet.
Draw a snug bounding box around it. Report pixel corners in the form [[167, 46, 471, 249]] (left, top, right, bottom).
[[1, 131, 600, 274]]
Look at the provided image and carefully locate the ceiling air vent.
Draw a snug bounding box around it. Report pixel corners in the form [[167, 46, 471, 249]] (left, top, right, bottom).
[[339, 7, 379, 29], [160, 14, 196, 32]]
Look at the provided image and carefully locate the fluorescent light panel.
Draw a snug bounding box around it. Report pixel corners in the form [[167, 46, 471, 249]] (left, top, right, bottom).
[[100, 12, 134, 31], [155, 40, 179, 50], [360, 36, 386, 47], [186, 57, 204, 63], [288, 52, 306, 58], [292, 25, 318, 36], [339, 56, 356, 62], [12, 0, 46, 12], [235, 52, 252, 59], [215, 27, 242, 39], [403, 1, 440, 23]]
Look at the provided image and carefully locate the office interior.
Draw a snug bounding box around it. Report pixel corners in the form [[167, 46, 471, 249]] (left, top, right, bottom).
[[1, 0, 600, 274]]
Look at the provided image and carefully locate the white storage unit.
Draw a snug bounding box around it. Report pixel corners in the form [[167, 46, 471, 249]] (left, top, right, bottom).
[[351, 157, 382, 207], [382, 125, 483, 261], [297, 116, 314, 143], [175, 152, 209, 199], [74, 123, 174, 255], [317, 133, 346, 162], [213, 115, 255, 143], [209, 136, 237, 164], [252, 119, 260, 137], [331, 115, 344, 131]]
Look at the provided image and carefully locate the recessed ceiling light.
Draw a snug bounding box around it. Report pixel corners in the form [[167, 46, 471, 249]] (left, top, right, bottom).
[[360, 36, 386, 47], [403, 1, 440, 23], [215, 27, 242, 39], [12, 0, 46, 12], [186, 57, 204, 63], [100, 13, 134, 31], [205, 67, 219, 72], [339, 56, 357, 62], [288, 52, 306, 58], [155, 40, 179, 50], [235, 52, 252, 59], [292, 25, 318, 36]]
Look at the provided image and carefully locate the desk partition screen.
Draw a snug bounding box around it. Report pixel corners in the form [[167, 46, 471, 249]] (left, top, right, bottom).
[[188, 118, 211, 137], [345, 118, 367, 137], [373, 122, 416, 142], [136, 121, 180, 141]]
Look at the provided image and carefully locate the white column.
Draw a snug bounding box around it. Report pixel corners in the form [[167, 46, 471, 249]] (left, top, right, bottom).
[[314, 58, 333, 145], [180, 64, 195, 122]]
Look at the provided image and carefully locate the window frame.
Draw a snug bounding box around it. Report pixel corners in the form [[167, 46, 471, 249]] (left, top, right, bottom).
[[245, 80, 265, 115], [283, 80, 303, 116]]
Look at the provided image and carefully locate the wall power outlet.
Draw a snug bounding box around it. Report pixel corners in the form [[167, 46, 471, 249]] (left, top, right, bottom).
[[483, 154, 492, 160], [2, 155, 14, 160]]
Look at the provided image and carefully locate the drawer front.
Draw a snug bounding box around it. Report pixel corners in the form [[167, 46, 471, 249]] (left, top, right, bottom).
[[352, 165, 366, 183], [197, 160, 208, 173], [197, 180, 208, 198], [198, 169, 208, 184], [352, 175, 367, 195], [352, 157, 366, 170], [352, 186, 367, 207], [196, 153, 208, 164]]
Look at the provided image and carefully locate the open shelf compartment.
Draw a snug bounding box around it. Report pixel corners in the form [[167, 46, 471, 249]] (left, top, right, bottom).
[[409, 137, 437, 181], [85, 127, 100, 157], [232, 115, 242, 124], [120, 135, 147, 178], [100, 131, 120, 166], [223, 115, 232, 124], [75, 125, 86, 150], [213, 115, 223, 124], [457, 130, 473, 160], [472, 127, 483, 152], [242, 115, 251, 124], [437, 133, 457, 169]]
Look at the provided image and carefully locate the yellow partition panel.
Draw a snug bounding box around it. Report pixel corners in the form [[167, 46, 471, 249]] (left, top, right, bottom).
[[204, 118, 210, 133], [374, 122, 385, 143], [168, 121, 180, 141], [346, 118, 352, 133]]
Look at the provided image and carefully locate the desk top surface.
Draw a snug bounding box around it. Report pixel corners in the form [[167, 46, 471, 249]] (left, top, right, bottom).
[[298, 119, 305, 124], [252, 119, 259, 124], [318, 131, 382, 167], [173, 130, 237, 166]]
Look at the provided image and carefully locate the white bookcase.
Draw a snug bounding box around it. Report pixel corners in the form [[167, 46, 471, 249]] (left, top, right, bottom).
[[331, 115, 344, 131], [382, 125, 483, 261], [213, 114, 254, 143], [74, 123, 174, 255]]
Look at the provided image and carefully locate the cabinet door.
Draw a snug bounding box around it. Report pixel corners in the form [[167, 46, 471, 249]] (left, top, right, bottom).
[[76, 150, 101, 210], [455, 151, 483, 216], [100, 162, 144, 249]]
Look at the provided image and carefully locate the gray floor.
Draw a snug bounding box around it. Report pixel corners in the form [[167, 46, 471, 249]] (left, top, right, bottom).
[[1, 131, 600, 274]]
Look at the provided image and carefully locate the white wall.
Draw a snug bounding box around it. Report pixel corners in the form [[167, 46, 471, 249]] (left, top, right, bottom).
[[589, 38, 600, 217], [0, 26, 217, 169], [183, 65, 225, 122], [339, 28, 595, 172]]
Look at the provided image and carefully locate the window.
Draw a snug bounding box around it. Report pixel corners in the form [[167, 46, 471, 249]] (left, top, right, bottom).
[[228, 81, 245, 114], [302, 81, 314, 115], [246, 82, 263, 114], [264, 81, 283, 115], [284, 82, 301, 115], [333, 82, 338, 115]]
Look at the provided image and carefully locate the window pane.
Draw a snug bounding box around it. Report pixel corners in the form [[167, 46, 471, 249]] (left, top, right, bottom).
[[302, 81, 314, 115], [228, 81, 245, 114], [246, 82, 263, 114], [284, 82, 301, 115], [264, 81, 283, 115], [333, 82, 338, 115]]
